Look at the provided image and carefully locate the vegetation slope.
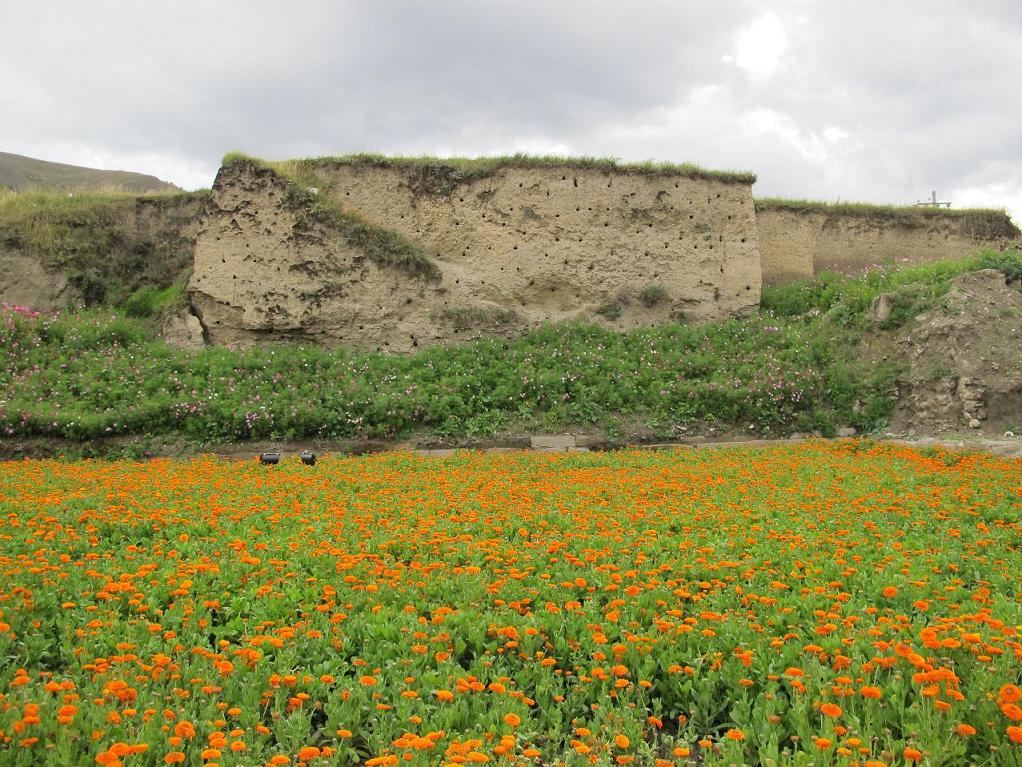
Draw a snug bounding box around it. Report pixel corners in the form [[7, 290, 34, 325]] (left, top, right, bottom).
[[2, 251, 1019, 456]]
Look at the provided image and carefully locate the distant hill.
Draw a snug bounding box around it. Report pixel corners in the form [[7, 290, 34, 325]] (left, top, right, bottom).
[[0, 151, 181, 193]]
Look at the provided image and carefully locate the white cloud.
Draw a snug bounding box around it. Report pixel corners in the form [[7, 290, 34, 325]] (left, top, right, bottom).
[[1, 0, 1021, 216], [952, 181, 1022, 226], [822, 125, 848, 143], [738, 109, 828, 164], [733, 13, 789, 77]]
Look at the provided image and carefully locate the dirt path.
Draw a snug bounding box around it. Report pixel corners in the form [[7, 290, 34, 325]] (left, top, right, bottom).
[[5, 432, 1020, 461]]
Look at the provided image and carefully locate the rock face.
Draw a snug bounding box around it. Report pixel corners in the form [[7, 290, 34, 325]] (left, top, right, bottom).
[[162, 309, 207, 349], [758, 206, 1020, 285], [189, 160, 761, 351], [886, 269, 1022, 434]]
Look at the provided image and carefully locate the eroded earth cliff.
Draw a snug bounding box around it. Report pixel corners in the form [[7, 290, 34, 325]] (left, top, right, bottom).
[[188, 158, 761, 351]]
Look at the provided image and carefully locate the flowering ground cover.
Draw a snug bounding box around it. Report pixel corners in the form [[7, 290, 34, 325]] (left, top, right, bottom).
[[0, 442, 1019, 766]]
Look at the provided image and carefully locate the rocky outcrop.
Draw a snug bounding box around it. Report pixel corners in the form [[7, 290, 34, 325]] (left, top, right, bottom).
[[189, 159, 761, 351], [886, 269, 1022, 434]]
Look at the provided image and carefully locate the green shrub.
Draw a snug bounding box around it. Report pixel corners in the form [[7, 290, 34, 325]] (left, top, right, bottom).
[[595, 301, 622, 320], [639, 284, 669, 307], [122, 284, 186, 318]]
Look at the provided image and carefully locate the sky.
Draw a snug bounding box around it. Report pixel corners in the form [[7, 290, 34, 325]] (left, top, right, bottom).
[[4, 1, 1022, 219]]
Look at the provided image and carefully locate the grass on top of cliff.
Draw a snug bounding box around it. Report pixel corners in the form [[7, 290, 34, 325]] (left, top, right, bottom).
[[222, 150, 757, 185], [755, 196, 1018, 235], [0, 187, 209, 258]]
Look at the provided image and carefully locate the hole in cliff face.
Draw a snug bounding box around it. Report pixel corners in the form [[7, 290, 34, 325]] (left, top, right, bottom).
[[720, 265, 725, 273], [741, 238, 747, 243], [573, 178, 578, 187], [689, 215, 694, 219], [746, 285, 751, 290]]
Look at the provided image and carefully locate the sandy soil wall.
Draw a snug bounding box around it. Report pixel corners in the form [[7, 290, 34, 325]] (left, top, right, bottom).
[[189, 161, 760, 351], [758, 207, 1020, 285]]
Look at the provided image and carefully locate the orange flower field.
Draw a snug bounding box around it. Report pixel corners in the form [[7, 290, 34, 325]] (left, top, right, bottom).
[[0, 442, 1020, 766]]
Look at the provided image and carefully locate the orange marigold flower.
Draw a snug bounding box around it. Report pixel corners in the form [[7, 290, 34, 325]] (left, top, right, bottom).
[[814, 738, 832, 750], [904, 747, 923, 761], [860, 686, 883, 699], [503, 713, 521, 727], [820, 703, 842, 718], [614, 735, 630, 749], [1001, 685, 1022, 704], [164, 753, 186, 765], [297, 746, 321, 760], [882, 586, 898, 598], [955, 724, 976, 736], [724, 729, 745, 741], [1003, 703, 1022, 722]]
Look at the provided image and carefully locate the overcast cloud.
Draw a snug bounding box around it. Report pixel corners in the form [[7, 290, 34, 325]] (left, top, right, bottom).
[[4, 1, 1022, 219]]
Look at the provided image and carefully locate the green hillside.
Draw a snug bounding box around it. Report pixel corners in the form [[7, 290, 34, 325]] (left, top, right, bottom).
[[0, 151, 180, 193]]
